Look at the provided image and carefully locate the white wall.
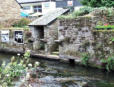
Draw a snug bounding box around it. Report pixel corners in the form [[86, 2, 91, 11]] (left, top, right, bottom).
[[20, 2, 56, 15], [21, 3, 41, 14], [42, 2, 56, 14]]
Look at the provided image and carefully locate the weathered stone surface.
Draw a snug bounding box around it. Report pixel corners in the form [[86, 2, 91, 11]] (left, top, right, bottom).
[[58, 12, 114, 64], [0, 0, 21, 27], [0, 29, 32, 53], [30, 20, 59, 54]]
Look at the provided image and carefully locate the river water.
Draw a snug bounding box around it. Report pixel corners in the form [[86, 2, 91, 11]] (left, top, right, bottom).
[[0, 53, 114, 87]]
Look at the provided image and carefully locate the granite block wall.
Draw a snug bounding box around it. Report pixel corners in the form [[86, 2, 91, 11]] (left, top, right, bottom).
[[0, 0, 21, 27], [58, 9, 114, 63]]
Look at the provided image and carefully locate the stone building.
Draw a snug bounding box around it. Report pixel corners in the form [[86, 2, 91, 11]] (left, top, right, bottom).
[[0, 0, 21, 27], [29, 8, 69, 54]]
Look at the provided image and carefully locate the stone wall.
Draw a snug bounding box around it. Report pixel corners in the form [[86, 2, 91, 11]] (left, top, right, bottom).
[[58, 17, 94, 59], [91, 8, 114, 25], [30, 26, 44, 51], [0, 0, 21, 27], [58, 10, 114, 66], [44, 20, 58, 54], [0, 28, 32, 53]]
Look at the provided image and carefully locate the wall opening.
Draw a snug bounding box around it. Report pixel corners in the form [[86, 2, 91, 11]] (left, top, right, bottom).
[[69, 59, 75, 66], [51, 43, 59, 55], [39, 28, 44, 39], [36, 26, 45, 51]]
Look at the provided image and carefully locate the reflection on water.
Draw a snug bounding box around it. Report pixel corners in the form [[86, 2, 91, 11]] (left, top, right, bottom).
[[0, 53, 12, 65], [0, 53, 114, 87]]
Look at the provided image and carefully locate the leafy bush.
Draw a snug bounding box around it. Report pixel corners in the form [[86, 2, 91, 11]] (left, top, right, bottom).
[[0, 50, 39, 86], [58, 14, 74, 19], [80, 0, 114, 7], [0, 57, 25, 86], [100, 56, 114, 71], [95, 25, 114, 30], [110, 37, 114, 42], [79, 6, 94, 15], [58, 6, 94, 19], [13, 18, 30, 27], [81, 53, 90, 66]]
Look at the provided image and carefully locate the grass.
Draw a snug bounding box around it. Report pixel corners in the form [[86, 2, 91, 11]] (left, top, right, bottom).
[[13, 26, 30, 30], [0, 26, 30, 30]]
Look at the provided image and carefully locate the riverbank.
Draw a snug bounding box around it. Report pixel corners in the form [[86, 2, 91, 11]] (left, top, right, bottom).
[[0, 47, 111, 71]]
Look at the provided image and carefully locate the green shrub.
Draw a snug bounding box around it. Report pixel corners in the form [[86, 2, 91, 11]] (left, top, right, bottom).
[[110, 37, 114, 42], [13, 18, 30, 27], [58, 14, 74, 19], [100, 56, 114, 71], [81, 53, 90, 66], [72, 6, 94, 17], [95, 25, 114, 30], [0, 50, 40, 86], [72, 10, 83, 17], [58, 6, 94, 19], [81, 0, 114, 7], [79, 6, 94, 15]]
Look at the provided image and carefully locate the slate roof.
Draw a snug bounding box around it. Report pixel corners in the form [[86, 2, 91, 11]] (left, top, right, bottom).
[[29, 8, 69, 26], [56, 0, 82, 7], [17, 0, 46, 3]]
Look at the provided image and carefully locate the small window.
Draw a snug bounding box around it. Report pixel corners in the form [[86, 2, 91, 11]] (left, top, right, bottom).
[[33, 5, 42, 13], [14, 31, 23, 43], [56, 0, 63, 1], [1, 30, 9, 43], [23, 6, 30, 10]]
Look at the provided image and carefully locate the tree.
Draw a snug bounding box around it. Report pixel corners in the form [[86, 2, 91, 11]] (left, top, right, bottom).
[[80, 0, 114, 7]]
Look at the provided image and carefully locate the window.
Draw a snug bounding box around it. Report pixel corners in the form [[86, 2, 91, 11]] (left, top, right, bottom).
[[14, 31, 23, 43], [23, 6, 30, 10], [56, 0, 63, 1], [33, 5, 42, 13], [44, 3, 50, 8]]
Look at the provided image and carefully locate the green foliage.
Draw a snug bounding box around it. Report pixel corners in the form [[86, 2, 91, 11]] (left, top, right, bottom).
[[80, 0, 114, 7], [81, 53, 90, 66], [24, 50, 31, 59], [13, 18, 30, 28], [58, 6, 93, 19], [0, 57, 25, 86], [71, 6, 93, 17], [107, 8, 114, 16], [58, 14, 75, 19], [0, 50, 40, 86], [100, 56, 114, 71], [95, 25, 114, 30], [79, 6, 94, 15], [110, 37, 114, 42]]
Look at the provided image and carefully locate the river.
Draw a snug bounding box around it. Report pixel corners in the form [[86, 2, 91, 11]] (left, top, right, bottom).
[[0, 53, 114, 87]]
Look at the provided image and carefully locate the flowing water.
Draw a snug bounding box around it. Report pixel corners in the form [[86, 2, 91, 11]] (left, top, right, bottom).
[[0, 53, 114, 87]]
